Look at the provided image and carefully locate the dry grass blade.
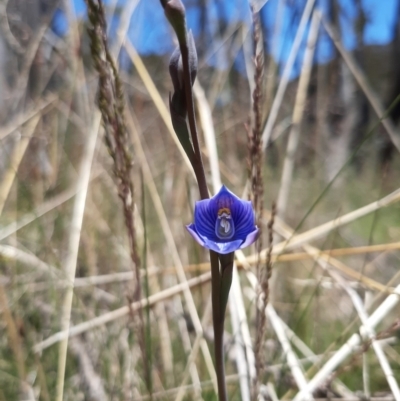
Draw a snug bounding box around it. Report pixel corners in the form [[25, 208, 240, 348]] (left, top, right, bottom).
[[175, 297, 213, 401], [271, 311, 354, 398], [193, 81, 221, 191], [341, 283, 400, 400], [248, 187, 400, 263], [0, 244, 61, 279], [247, 273, 314, 399], [0, 283, 26, 381], [69, 337, 108, 401], [0, 95, 56, 140], [0, 172, 101, 242], [267, 218, 400, 400], [0, 115, 40, 215], [122, 38, 194, 176], [55, 111, 101, 401], [261, 0, 316, 150], [126, 109, 218, 392], [33, 271, 212, 352], [276, 10, 320, 219]]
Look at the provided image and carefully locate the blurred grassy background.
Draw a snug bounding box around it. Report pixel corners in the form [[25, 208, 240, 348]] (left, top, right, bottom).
[[0, 0, 400, 400]]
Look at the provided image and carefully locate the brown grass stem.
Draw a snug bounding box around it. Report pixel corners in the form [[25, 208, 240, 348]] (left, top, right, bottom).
[[248, 8, 267, 399], [86, 0, 150, 394]]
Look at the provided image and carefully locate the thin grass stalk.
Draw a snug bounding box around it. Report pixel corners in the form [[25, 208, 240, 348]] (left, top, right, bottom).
[[268, 309, 354, 398], [122, 39, 194, 176], [253, 202, 275, 398], [276, 10, 320, 219], [110, 0, 139, 58], [193, 81, 221, 191], [140, 171, 153, 396], [246, 187, 400, 264], [0, 172, 101, 242], [33, 271, 212, 352], [246, 273, 314, 399], [135, 374, 247, 401], [173, 294, 203, 400], [8, 239, 400, 292], [0, 115, 40, 215], [247, 10, 268, 398], [174, 296, 212, 401], [54, 110, 101, 401], [264, 0, 284, 113], [341, 283, 400, 400], [0, 284, 26, 382], [0, 95, 56, 140], [86, 0, 151, 394], [269, 218, 400, 401], [271, 218, 400, 401], [261, 0, 316, 150]]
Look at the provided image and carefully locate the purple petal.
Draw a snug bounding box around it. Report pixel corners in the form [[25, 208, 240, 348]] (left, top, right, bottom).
[[193, 199, 215, 239], [187, 185, 259, 254], [203, 238, 243, 254], [187, 223, 243, 254], [208, 185, 238, 213], [230, 199, 256, 240], [239, 227, 260, 249], [186, 224, 205, 247]]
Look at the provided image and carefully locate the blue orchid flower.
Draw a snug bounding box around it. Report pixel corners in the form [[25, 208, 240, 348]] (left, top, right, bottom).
[[186, 185, 259, 254]]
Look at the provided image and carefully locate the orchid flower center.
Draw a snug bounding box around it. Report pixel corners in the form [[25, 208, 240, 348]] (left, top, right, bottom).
[[215, 207, 235, 240]]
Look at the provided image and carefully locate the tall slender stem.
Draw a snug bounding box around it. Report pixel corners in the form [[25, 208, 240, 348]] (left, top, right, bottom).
[[210, 251, 228, 401]]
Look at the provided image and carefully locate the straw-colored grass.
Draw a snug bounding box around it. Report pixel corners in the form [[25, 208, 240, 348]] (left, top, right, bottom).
[[1, 2, 399, 401]]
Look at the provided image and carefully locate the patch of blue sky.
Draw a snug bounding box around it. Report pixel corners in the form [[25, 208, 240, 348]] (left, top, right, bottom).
[[314, 0, 334, 64], [127, 0, 174, 55], [72, 0, 87, 17], [362, 0, 399, 45], [51, 8, 69, 36], [214, 0, 251, 25], [337, 0, 358, 50], [51, 0, 399, 79]]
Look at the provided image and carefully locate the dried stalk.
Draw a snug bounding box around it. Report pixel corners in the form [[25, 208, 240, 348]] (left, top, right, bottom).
[[261, 0, 316, 150], [33, 271, 212, 352], [126, 107, 217, 392], [55, 111, 101, 401], [276, 10, 320, 219], [86, 0, 149, 393], [0, 115, 40, 215]]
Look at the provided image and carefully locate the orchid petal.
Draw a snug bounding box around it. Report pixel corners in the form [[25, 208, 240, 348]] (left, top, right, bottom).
[[187, 185, 259, 254], [239, 227, 260, 249], [186, 224, 205, 246]]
